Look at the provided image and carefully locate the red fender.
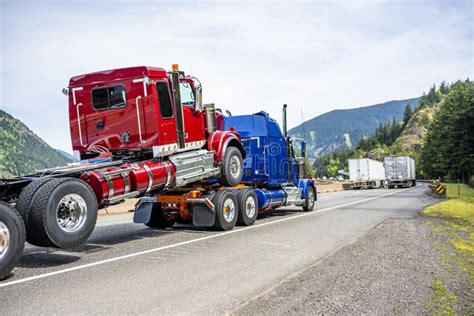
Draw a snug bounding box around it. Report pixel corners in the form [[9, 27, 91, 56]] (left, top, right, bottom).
[[207, 130, 245, 163]]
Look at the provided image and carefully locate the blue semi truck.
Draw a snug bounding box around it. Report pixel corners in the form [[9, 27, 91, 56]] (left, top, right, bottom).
[[134, 104, 317, 231], [224, 105, 317, 213]]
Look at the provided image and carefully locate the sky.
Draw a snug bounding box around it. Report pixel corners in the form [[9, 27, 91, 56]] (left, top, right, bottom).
[[1, 0, 473, 152]]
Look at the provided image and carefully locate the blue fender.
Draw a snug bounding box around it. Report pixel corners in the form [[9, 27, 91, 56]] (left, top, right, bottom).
[[298, 179, 316, 200]]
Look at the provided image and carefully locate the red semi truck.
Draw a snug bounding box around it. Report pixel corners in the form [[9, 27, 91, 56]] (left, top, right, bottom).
[[0, 65, 246, 279]]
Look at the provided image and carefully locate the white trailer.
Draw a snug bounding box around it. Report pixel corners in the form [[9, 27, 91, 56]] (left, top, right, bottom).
[[384, 156, 416, 188], [348, 158, 386, 189]]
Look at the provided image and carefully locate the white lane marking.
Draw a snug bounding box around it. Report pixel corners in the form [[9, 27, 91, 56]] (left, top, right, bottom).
[[96, 219, 133, 227], [0, 186, 419, 289]]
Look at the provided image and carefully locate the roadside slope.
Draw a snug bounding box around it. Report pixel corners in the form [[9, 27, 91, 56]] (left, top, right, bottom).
[[234, 217, 442, 315]]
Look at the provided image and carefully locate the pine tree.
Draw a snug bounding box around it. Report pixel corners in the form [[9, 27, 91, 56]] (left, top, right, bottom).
[[420, 79, 474, 183], [403, 104, 413, 126], [439, 81, 449, 95], [426, 84, 440, 105]]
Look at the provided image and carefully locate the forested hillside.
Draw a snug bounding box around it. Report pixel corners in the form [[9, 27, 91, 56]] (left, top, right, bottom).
[[420, 80, 473, 183], [0, 109, 72, 176], [289, 97, 420, 157]]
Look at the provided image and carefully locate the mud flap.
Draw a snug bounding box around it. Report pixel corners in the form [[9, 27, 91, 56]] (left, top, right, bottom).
[[190, 202, 215, 227], [133, 197, 156, 224]]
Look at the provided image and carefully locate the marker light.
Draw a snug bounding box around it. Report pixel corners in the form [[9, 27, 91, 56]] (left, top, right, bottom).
[[172, 64, 179, 71]]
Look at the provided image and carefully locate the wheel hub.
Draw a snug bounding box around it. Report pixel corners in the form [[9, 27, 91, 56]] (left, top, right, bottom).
[[0, 221, 11, 259], [223, 199, 236, 223], [245, 197, 256, 218], [229, 156, 241, 178], [56, 194, 87, 233]]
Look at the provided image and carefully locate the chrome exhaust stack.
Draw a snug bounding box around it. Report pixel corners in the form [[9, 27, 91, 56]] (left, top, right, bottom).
[[204, 103, 217, 134], [282, 104, 291, 182]]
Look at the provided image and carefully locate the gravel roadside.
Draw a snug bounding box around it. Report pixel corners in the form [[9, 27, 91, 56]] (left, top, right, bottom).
[[233, 217, 445, 315]]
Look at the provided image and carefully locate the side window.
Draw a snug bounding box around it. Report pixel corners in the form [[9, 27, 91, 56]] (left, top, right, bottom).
[[91, 85, 126, 110], [179, 82, 195, 106], [92, 88, 109, 110], [109, 86, 126, 108], [156, 82, 173, 118]]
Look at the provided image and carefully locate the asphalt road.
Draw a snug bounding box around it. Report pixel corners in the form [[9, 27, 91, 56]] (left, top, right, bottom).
[[0, 184, 436, 314]]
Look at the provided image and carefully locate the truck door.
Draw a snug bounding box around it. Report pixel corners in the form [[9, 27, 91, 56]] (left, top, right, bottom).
[[268, 136, 288, 185], [180, 81, 206, 148], [155, 80, 178, 149]]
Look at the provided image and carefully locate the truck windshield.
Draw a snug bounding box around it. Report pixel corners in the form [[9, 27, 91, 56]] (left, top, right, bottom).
[[180, 82, 195, 106]]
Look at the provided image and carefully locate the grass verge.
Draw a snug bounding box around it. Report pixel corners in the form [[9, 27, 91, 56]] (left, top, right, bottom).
[[430, 277, 457, 314], [422, 183, 473, 314]]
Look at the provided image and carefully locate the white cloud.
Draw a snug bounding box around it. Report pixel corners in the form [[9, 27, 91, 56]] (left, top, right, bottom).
[[1, 0, 472, 151]]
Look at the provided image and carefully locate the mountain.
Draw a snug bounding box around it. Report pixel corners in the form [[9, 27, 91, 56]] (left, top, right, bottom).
[[57, 149, 79, 162], [0, 109, 72, 176], [313, 102, 433, 179], [391, 105, 435, 154], [289, 97, 420, 157]]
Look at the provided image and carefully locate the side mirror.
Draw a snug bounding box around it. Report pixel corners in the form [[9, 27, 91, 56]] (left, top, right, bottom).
[[195, 85, 203, 111], [301, 141, 306, 158]]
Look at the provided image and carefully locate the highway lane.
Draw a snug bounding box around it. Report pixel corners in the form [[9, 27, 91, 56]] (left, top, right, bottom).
[[0, 184, 437, 314]]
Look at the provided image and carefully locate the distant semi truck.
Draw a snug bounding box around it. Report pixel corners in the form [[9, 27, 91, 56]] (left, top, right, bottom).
[[384, 156, 416, 188], [348, 158, 385, 189]]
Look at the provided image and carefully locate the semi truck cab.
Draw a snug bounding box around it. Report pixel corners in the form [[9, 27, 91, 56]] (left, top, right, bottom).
[[67, 65, 223, 160], [225, 111, 299, 186], [224, 106, 316, 212]]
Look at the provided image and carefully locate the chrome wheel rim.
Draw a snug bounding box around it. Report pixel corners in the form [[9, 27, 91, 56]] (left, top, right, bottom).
[[223, 198, 236, 223], [56, 194, 87, 232], [229, 156, 241, 179], [0, 221, 11, 259], [245, 196, 256, 218], [308, 190, 315, 210]]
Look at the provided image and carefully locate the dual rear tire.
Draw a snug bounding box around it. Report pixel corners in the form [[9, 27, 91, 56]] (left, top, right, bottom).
[[235, 189, 258, 226], [212, 190, 238, 231], [16, 178, 98, 248], [145, 189, 259, 232], [212, 188, 258, 230]]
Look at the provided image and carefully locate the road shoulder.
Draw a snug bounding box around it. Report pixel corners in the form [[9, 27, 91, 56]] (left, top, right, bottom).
[[234, 215, 468, 314]]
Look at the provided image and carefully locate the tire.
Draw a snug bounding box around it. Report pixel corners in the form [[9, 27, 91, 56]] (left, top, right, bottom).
[[303, 186, 316, 212], [219, 146, 243, 187], [145, 204, 175, 229], [236, 189, 258, 226], [16, 178, 54, 225], [27, 178, 98, 248], [0, 202, 25, 280], [212, 190, 238, 231]]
